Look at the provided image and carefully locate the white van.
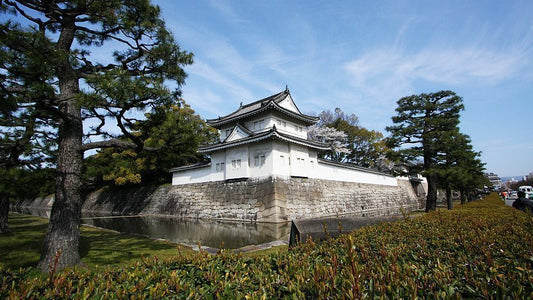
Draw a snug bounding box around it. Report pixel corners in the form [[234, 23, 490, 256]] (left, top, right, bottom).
[[518, 186, 533, 199]]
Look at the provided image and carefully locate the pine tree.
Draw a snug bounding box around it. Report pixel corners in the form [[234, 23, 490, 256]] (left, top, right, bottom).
[[0, 54, 56, 233], [435, 130, 485, 209], [1, 0, 192, 271], [84, 102, 218, 187], [386, 91, 464, 212]]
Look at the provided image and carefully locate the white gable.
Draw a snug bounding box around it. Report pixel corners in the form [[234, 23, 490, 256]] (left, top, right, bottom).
[[226, 125, 251, 142], [277, 94, 301, 114]]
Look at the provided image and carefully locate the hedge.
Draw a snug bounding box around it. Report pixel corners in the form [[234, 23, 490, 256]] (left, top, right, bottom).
[[2, 193, 532, 299]]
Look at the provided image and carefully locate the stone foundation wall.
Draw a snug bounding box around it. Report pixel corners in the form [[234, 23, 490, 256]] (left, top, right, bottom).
[[280, 177, 419, 221], [141, 178, 273, 221], [19, 176, 421, 223]]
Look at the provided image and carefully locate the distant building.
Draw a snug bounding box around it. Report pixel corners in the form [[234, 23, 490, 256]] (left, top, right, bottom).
[[485, 172, 503, 190], [526, 172, 533, 181]]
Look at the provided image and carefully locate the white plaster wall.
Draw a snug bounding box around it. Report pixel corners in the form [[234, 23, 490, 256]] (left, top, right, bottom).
[[289, 144, 310, 177], [271, 115, 290, 135], [398, 175, 428, 194], [265, 116, 277, 131], [308, 151, 318, 173], [274, 115, 307, 139], [248, 141, 273, 178], [290, 121, 308, 139], [210, 152, 226, 181], [272, 141, 290, 177], [315, 162, 398, 186], [172, 166, 212, 185], [225, 146, 249, 179], [218, 126, 233, 142], [171, 156, 398, 186], [240, 113, 308, 139], [173, 138, 399, 187], [244, 116, 269, 134]]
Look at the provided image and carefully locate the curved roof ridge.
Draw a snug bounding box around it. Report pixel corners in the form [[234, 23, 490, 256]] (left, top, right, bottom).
[[206, 89, 289, 123], [242, 89, 288, 109], [206, 89, 319, 128]]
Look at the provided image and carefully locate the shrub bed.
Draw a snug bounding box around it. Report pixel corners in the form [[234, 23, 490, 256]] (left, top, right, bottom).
[[2, 193, 532, 299]]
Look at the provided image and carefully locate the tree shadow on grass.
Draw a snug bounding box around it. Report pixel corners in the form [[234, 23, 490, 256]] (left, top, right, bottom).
[[79, 228, 180, 267], [0, 214, 49, 269]]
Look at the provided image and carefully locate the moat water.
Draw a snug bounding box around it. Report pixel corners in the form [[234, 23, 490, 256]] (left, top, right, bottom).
[[14, 208, 291, 249]]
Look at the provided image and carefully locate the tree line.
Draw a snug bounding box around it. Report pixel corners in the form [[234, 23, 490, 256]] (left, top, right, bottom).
[[308, 92, 487, 212], [0, 0, 486, 272]]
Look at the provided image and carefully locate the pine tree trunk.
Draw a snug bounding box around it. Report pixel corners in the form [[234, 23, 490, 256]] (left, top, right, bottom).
[[37, 92, 84, 271], [460, 189, 467, 205], [37, 113, 84, 271], [426, 175, 438, 212], [0, 194, 9, 234], [37, 89, 84, 272], [446, 186, 453, 210], [37, 20, 84, 272]]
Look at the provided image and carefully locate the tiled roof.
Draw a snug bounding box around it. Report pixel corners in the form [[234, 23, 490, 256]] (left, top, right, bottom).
[[169, 161, 210, 173], [317, 159, 393, 176], [199, 126, 330, 153], [206, 89, 319, 128]]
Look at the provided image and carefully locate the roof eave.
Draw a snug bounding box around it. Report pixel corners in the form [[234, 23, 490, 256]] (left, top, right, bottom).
[[206, 101, 319, 128], [317, 159, 393, 176], [169, 161, 211, 173], [199, 128, 330, 153]]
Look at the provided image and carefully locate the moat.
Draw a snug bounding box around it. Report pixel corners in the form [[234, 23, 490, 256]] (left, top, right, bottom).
[[14, 208, 290, 249]]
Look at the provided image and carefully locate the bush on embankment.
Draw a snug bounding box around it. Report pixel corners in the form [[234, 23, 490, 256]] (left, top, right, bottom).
[[2, 193, 532, 299]]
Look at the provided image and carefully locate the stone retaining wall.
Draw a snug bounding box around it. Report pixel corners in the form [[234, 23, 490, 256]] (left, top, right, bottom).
[[19, 176, 421, 223], [281, 177, 419, 220]]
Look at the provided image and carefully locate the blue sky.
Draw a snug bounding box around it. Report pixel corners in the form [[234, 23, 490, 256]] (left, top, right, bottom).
[[151, 0, 533, 178]]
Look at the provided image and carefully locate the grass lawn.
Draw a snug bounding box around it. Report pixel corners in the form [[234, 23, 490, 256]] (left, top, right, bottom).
[[0, 213, 196, 270]]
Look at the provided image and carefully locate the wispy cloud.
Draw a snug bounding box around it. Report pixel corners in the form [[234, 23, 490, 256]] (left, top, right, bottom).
[[206, 0, 249, 24], [343, 42, 533, 101]]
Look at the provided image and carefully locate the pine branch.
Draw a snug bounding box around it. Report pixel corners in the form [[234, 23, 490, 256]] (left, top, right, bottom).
[[81, 139, 159, 152]]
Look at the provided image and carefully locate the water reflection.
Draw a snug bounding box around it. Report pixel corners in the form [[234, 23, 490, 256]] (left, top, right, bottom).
[[83, 216, 290, 249], [14, 207, 290, 249]]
